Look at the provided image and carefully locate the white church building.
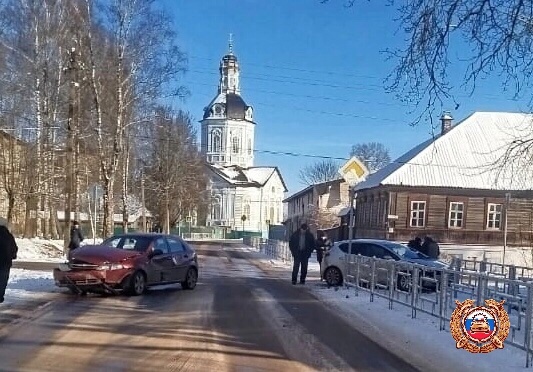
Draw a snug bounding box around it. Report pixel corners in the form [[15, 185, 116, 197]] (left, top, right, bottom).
[[201, 39, 287, 235]]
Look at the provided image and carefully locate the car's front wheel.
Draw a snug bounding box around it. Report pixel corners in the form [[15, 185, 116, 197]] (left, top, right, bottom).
[[129, 271, 146, 296], [397, 272, 411, 292], [181, 268, 198, 290], [324, 267, 343, 287]]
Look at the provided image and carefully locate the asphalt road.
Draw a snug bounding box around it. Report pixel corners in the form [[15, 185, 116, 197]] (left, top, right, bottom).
[[0, 245, 421, 372]]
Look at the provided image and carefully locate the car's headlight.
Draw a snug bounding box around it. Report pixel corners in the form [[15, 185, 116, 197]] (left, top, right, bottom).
[[97, 263, 125, 271]]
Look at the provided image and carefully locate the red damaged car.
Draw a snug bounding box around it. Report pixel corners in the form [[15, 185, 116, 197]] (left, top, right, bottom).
[[53, 233, 199, 296]]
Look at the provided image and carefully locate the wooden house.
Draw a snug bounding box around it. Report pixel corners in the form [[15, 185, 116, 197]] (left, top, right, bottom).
[[353, 112, 533, 246]]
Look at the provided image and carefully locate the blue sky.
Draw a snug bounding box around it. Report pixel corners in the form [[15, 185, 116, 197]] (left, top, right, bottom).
[[161, 0, 530, 195]]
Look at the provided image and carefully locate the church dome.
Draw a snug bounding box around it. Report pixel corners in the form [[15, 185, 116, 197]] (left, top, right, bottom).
[[202, 93, 253, 121]]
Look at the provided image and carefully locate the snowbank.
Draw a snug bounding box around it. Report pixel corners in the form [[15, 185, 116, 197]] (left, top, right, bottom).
[[14, 237, 104, 262]]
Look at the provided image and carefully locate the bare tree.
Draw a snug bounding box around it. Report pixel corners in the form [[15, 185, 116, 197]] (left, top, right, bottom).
[[143, 108, 206, 233], [299, 159, 341, 186], [350, 142, 391, 173], [83, 0, 187, 238]]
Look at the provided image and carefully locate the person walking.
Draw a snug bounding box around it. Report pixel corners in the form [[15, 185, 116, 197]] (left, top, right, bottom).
[[0, 217, 18, 304], [316, 230, 332, 281], [68, 220, 84, 259], [289, 223, 316, 285]]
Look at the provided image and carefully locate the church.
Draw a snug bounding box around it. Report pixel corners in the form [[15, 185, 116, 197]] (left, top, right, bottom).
[[200, 39, 287, 236]]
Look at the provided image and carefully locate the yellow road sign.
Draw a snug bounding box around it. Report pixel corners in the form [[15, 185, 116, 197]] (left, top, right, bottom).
[[338, 156, 369, 186]]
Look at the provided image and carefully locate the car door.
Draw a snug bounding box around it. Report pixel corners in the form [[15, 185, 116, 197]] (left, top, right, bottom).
[[166, 236, 190, 282], [366, 243, 395, 286], [147, 237, 173, 284]]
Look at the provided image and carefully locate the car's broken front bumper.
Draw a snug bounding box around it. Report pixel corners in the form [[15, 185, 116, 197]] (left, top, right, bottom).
[[53, 265, 130, 289]]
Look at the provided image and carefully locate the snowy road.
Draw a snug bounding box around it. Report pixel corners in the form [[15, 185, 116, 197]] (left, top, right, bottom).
[[0, 245, 420, 372]]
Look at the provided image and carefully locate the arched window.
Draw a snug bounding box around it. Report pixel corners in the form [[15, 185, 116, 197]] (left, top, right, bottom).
[[247, 139, 252, 155], [211, 130, 221, 153], [271, 186, 276, 193], [212, 197, 221, 220], [244, 204, 250, 219], [232, 137, 240, 153]]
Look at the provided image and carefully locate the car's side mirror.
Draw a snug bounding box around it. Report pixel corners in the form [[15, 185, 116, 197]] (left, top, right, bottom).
[[149, 248, 164, 258]]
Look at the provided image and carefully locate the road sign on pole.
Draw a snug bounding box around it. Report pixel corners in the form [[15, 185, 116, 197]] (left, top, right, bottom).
[[338, 156, 369, 187]]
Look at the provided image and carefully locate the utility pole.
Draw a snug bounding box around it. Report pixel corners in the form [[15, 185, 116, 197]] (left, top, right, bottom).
[[63, 46, 80, 253], [141, 170, 146, 232]]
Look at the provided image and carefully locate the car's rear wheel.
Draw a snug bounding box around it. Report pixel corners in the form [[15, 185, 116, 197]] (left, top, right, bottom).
[[181, 268, 198, 290], [324, 267, 343, 287], [129, 271, 146, 296]]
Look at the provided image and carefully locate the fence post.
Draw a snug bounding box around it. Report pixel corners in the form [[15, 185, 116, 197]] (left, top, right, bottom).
[[439, 271, 448, 331], [525, 284, 533, 368], [476, 273, 486, 306], [480, 259, 487, 273], [370, 258, 376, 302], [509, 265, 517, 295], [354, 255, 360, 297], [453, 258, 461, 298], [411, 266, 419, 319]]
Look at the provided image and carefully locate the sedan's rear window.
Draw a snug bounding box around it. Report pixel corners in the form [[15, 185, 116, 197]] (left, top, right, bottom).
[[102, 236, 153, 252]]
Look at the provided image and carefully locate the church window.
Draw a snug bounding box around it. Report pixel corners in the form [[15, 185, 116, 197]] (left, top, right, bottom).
[[211, 130, 221, 152], [232, 137, 240, 153], [269, 207, 275, 223], [212, 197, 221, 220], [243, 204, 250, 219], [248, 139, 252, 155], [271, 186, 275, 193]]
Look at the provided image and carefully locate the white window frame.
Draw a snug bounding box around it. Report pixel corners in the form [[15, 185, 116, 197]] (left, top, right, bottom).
[[232, 136, 240, 153], [210, 129, 221, 153], [410, 201, 426, 227], [487, 203, 502, 230], [448, 202, 464, 228]]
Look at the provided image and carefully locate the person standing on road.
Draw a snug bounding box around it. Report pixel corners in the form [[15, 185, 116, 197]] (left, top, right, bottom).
[[68, 220, 84, 259], [316, 230, 332, 281], [0, 217, 18, 304], [289, 223, 316, 285]]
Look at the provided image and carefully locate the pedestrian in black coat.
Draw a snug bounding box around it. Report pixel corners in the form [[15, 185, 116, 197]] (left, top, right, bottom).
[[288, 223, 316, 285], [407, 237, 422, 252], [421, 236, 440, 259], [0, 217, 18, 304], [316, 230, 332, 280], [68, 221, 84, 259]]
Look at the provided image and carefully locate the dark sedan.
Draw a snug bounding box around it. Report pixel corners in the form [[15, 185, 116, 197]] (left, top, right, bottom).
[[53, 233, 199, 296]]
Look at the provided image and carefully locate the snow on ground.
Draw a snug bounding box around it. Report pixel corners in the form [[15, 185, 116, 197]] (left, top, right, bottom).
[[3, 268, 58, 307], [15, 237, 104, 262], [244, 245, 531, 371]]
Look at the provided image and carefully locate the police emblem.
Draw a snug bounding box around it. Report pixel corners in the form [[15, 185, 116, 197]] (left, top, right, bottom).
[[450, 299, 510, 353]]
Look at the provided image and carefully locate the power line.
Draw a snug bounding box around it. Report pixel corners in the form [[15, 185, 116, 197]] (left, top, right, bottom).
[[191, 90, 401, 124]]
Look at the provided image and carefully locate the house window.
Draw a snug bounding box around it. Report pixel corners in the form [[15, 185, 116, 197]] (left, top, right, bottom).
[[487, 203, 502, 230], [449, 202, 464, 228], [243, 204, 250, 219], [410, 201, 426, 227], [232, 137, 240, 153]]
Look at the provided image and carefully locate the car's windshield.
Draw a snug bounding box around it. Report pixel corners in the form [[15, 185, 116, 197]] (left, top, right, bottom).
[[102, 236, 153, 252], [380, 241, 428, 259]]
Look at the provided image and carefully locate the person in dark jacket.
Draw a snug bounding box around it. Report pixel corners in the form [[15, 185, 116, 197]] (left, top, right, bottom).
[[68, 220, 84, 256], [421, 236, 440, 259], [0, 217, 18, 304], [316, 230, 332, 281], [407, 237, 422, 252], [288, 223, 316, 285]]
